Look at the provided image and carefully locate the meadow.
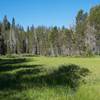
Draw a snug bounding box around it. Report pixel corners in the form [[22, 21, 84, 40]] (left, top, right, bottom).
[[0, 56, 100, 100]]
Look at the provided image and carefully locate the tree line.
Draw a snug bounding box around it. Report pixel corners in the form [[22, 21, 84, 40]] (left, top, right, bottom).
[[0, 5, 100, 56]]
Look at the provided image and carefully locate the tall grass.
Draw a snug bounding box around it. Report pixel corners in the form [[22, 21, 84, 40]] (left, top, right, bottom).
[[0, 56, 100, 100]]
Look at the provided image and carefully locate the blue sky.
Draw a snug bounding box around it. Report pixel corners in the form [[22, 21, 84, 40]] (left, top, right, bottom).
[[0, 0, 100, 28]]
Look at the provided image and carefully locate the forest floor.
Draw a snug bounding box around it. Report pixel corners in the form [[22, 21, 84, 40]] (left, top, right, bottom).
[[0, 56, 100, 100]]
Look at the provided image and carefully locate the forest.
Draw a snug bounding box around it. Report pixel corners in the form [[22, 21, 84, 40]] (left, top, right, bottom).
[[0, 1, 100, 100], [0, 5, 100, 56]]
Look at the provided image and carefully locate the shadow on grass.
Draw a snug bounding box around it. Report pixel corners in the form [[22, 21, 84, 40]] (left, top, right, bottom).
[[0, 58, 27, 65], [25, 64, 90, 90], [0, 58, 36, 72], [0, 58, 90, 91], [0, 65, 43, 90]]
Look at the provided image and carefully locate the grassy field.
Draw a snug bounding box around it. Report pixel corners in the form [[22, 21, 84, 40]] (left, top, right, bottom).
[[0, 56, 100, 100]]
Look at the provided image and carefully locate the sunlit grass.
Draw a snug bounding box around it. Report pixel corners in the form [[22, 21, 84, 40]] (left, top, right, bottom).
[[0, 56, 100, 100]]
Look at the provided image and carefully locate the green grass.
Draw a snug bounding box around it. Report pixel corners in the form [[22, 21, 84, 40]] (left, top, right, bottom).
[[0, 56, 100, 100]]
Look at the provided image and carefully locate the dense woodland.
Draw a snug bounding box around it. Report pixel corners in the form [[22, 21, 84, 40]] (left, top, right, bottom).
[[0, 5, 100, 56]]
